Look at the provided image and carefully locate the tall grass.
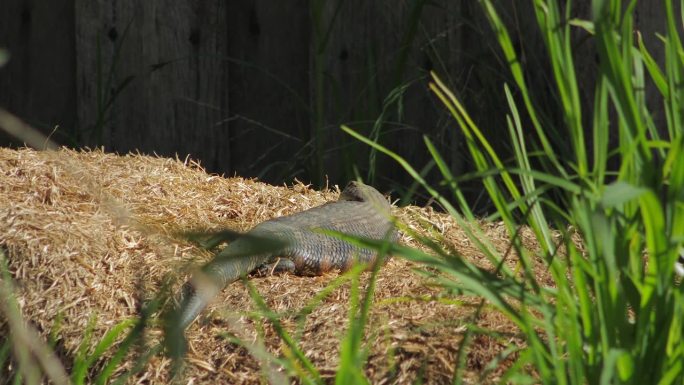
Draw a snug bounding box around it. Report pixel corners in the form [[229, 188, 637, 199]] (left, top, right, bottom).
[[344, 0, 684, 383], [3, 0, 683, 383]]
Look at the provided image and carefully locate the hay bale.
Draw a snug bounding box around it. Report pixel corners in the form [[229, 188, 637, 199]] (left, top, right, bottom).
[[0, 147, 535, 384]]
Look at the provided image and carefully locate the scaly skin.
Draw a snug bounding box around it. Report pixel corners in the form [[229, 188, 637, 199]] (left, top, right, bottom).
[[176, 181, 396, 329]]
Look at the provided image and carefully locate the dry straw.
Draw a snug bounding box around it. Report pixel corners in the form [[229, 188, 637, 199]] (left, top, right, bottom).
[[0, 147, 545, 383]]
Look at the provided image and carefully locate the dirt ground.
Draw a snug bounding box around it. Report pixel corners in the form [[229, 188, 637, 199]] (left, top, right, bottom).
[[0, 148, 545, 384]]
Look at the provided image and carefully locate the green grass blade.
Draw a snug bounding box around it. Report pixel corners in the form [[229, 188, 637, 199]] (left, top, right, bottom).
[[73, 319, 136, 384], [71, 314, 98, 384], [243, 278, 322, 383]]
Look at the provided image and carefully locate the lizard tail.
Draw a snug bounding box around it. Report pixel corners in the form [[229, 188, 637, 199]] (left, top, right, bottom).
[[174, 225, 289, 330], [176, 282, 211, 330], [175, 244, 275, 329]]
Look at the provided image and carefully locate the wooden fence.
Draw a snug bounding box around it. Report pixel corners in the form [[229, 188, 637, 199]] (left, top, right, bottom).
[[0, 0, 674, 204]]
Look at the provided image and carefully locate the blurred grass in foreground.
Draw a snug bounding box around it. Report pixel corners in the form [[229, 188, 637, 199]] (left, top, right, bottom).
[[343, 0, 684, 383]]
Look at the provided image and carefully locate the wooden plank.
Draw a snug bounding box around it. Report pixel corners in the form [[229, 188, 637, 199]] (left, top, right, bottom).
[[74, 0, 231, 171], [315, 0, 448, 188], [0, 0, 76, 146], [313, 0, 374, 185], [317, 0, 486, 194], [225, 0, 311, 183]]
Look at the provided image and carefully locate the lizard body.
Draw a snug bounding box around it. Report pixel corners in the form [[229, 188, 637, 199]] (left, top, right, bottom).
[[176, 181, 395, 329]]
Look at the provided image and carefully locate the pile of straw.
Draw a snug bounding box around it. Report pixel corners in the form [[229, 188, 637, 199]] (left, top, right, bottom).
[[0, 148, 543, 383]]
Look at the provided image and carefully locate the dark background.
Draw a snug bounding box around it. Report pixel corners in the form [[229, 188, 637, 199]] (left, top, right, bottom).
[[0, 0, 673, 210]]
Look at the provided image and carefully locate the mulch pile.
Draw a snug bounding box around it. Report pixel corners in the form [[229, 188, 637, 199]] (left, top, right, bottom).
[[0, 147, 548, 384]]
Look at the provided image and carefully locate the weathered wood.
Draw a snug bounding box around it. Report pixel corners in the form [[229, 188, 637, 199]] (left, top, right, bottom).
[[74, 0, 231, 170], [0, 0, 678, 195], [0, 0, 76, 145], [315, 0, 378, 185], [316, 0, 469, 189], [225, 0, 311, 183]]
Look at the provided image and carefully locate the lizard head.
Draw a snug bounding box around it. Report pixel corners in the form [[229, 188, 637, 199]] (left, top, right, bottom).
[[338, 181, 390, 210]]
